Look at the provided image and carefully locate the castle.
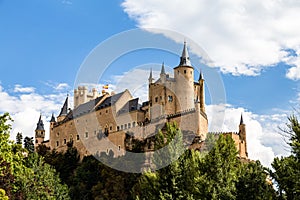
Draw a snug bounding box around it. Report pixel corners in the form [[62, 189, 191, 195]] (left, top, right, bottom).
[[34, 42, 248, 160]]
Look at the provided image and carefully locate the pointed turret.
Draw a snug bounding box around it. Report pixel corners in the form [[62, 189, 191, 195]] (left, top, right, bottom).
[[239, 113, 247, 158], [59, 96, 68, 116], [160, 62, 167, 83], [50, 113, 56, 123], [179, 41, 192, 66], [199, 70, 205, 113], [35, 115, 45, 150], [148, 68, 154, 84], [161, 62, 166, 74], [240, 114, 244, 125], [198, 70, 203, 81], [57, 96, 69, 122], [35, 115, 45, 131]]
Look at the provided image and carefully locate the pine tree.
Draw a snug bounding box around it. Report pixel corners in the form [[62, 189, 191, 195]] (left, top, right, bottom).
[[16, 132, 22, 145]]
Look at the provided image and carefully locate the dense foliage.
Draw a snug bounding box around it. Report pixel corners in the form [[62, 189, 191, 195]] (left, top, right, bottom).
[[2, 113, 300, 199], [0, 113, 69, 200]]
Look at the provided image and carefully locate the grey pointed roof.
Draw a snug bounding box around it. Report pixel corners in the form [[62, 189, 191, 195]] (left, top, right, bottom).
[[59, 96, 68, 116], [240, 114, 244, 125], [35, 115, 45, 131], [198, 70, 203, 81], [50, 113, 56, 122], [161, 62, 166, 74], [179, 41, 192, 66], [149, 68, 154, 82]]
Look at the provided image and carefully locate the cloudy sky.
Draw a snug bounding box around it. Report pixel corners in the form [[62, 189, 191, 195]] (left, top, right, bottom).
[[1, 0, 300, 167]]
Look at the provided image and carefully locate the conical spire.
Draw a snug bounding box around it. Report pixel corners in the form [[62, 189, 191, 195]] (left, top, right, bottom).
[[35, 115, 45, 131], [148, 68, 154, 83], [161, 62, 166, 74], [50, 113, 56, 122], [59, 96, 68, 116], [240, 113, 244, 125], [198, 70, 204, 81], [179, 41, 192, 66]]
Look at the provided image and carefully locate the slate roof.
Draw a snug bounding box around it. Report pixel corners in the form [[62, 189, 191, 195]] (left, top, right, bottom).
[[118, 98, 141, 115], [35, 115, 45, 131], [95, 91, 125, 110], [59, 91, 126, 123], [58, 96, 68, 116]]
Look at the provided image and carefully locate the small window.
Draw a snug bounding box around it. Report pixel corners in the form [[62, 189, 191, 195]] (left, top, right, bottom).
[[56, 132, 60, 137], [118, 145, 121, 151], [110, 126, 112, 131], [125, 124, 127, 129], [160, 96, 162, 100], [64, 139, 66, 144], [117, 126, 120, 131], [190, 71, 192, 75], [155, 97, 158, 102], [106, 110, 108, 113], [121, 125, 123, 130], [77, 135, 80, 140], [56, 141, 59, 147], [133, 122, 136, 127], [106, 149, 109, 154], [85, 132, 88, 138], [168, 95, 173, 102], [128, 123, 131, 129], [184, 70, 186, 74], [94, 130, 97, 135], [36, 139, 38, 144], [100, 112, 101, 115]]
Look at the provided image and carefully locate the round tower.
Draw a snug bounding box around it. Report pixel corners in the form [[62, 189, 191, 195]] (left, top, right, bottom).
[[174, 42, 195, 112], [35, 115, 45, 149]]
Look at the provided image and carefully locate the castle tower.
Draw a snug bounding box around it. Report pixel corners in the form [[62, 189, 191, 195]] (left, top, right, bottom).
[[50, 113, 56, 134], [148, 68, 154, 84], [174, 42, 195, 112], [160, 62, 167, 84], [239, 114, 248, 158], [199, 71, 205, 113], [35, 115, 45, 149], [57, 96, 68, 122]]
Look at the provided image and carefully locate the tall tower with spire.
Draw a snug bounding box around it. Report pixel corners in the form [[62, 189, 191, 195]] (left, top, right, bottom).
[[160, 62, 167, 83], [174, 41, 195, 112], [239, 114, 248, 158], [35, 115, 45, 149], [199, 71, 205, 113]]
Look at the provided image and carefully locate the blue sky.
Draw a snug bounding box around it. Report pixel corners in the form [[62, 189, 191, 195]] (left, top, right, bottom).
[[1, 0, 300, 167]]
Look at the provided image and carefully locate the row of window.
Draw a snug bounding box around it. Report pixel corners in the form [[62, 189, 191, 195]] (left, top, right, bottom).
[[117, 121, 136, 131]]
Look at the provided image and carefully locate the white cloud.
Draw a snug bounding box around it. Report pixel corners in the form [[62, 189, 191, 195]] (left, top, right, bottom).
[[0, 84, 69, 142], [13, 84, 35, 93], [207, 104, 290, 167], [55, 83, 70, 91], [122, 0, 300, 78], [285, 49, 300, 80]]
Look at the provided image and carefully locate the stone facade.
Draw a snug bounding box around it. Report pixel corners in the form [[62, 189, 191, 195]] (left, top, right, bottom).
[[35, 42, 248, 159]]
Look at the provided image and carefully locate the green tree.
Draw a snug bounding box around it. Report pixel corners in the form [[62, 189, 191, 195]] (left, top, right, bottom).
[[20, 153, 70, 199], [24, 136, 34, 153], [195, 135, 240, 200], [236, 161, 276, 200], [270, 115, 300, 199], [0, 113, 70, 199], [16, 132, 23, 145]]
